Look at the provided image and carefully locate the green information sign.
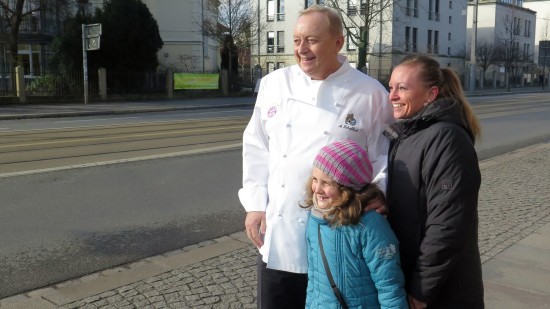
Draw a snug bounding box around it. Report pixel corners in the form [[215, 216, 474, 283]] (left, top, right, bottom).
[[174, 73, 219, 90]]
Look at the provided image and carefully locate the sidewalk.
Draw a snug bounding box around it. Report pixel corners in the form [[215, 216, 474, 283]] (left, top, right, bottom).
[[0, 85, 548, 121], [0, 141, 548, 308], [0, 96, 256, 120]]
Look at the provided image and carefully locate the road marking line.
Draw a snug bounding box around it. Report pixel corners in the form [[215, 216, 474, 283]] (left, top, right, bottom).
[[0, 125, 245, 149], [0, 143, 242, 178]]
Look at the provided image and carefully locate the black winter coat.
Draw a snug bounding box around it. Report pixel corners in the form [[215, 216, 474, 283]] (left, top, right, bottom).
[[386, 98, 484, 308]]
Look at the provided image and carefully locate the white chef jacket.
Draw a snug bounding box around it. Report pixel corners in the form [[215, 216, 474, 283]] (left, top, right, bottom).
[[238, 55, 394, 273]]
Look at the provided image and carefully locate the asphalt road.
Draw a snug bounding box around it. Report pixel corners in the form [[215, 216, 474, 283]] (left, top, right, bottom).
[[0, 93, 549, 298]]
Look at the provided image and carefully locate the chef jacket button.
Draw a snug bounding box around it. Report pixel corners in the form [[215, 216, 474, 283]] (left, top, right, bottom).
[[286, 123, 291, 128], [298, 218, 304, 224], [281, 184, 285, 188], [278, 212, 283, 218], [323, 131, 330, 135], [283, 154, 287, 158]]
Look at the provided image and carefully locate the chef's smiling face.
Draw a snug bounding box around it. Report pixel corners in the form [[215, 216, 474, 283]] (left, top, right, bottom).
[[293, 11, 344, 80]]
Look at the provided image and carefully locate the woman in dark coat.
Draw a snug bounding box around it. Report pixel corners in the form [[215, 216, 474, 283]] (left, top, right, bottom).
[[386, 54, 484, 309]]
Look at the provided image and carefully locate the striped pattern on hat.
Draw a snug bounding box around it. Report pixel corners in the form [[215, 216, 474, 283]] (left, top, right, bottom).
[[313, 139, 373, 191]]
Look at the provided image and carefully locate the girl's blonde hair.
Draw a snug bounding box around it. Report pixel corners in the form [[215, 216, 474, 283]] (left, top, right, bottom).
[[300, 178, 386, 227]]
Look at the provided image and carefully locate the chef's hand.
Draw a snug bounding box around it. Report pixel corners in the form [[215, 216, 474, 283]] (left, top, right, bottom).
[[245, 211, 266, 248]]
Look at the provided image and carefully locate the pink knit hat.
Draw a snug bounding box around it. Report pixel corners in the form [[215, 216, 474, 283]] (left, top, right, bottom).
[[313, 139, 373, 191]]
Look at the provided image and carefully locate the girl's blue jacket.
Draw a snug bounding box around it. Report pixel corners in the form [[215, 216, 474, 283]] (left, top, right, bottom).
[[305, 210, 408, 309]]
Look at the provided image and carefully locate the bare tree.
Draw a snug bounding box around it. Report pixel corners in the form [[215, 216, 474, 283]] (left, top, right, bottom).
[[476, 40, 495, 87], [493, 14, 526, 91], [201, 0, 265, 90], [0, 0, 73, 71], [326, 0, 393, 72]]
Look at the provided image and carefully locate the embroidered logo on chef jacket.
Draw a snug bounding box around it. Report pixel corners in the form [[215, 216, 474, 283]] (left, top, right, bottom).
[[267, 106, 277, 118], [338, 113, 359, 132]]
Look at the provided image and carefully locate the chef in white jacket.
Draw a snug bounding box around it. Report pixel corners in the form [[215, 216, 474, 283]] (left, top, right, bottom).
[[238, 5, 394, 308]]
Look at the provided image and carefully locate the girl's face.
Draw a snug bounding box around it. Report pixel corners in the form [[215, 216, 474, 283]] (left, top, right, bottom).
[[311, 167, 342, 209]]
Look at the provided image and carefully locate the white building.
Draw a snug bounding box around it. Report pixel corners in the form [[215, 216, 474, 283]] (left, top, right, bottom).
[[467, 0, 536, 86], [522, 0, 550, 65], [142, 0, 219, 72], [252, 0, 468, 82]]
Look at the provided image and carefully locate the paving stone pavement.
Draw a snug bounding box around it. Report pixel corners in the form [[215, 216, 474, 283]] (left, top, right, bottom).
[[1, 142, 549, 309]]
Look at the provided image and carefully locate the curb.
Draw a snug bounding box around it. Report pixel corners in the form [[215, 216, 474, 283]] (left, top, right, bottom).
[[0, 232, 250, 308]]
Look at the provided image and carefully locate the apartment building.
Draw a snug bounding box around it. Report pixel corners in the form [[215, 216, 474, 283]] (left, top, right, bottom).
[[467, 0, 536, 84], [142, 0, 219, 72], [252, 0, 468, 81], [0, 1, 72, 75], [522, 0, 550, 65]]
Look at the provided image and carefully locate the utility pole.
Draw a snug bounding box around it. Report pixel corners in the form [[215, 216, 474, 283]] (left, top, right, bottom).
[[469, 0, 478, 93]]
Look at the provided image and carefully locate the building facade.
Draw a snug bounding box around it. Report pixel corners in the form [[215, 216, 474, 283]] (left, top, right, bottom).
[[467, 0, 536, 85], [142, 0, 219, 72], [522, 0, 550, 66], [0, 0, 73, 75], [252, 0, 468, 82]]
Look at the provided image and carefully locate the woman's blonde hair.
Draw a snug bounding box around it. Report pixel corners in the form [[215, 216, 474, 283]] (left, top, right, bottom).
[[300, 178, 386, 227], [397, 54, 481, 142]]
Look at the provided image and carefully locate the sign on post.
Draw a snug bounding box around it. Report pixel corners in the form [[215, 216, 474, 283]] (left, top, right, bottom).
[[85, 24, 102, 51], [82, 23, 102, 104]]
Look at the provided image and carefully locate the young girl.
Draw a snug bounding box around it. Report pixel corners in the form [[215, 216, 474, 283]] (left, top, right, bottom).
[[302, 139, 408, 309]]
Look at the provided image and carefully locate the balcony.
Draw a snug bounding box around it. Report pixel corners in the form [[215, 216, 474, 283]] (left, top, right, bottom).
[[277, 45, 285, 53], [267, 45, 274, 53]]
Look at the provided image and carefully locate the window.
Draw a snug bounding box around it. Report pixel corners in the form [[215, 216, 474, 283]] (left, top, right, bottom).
[[277, 62, 285, 69], [17, 44, 41, 76], [412, 27, 418, 52], [267, 0, 274, 21], [347, 0, 358, 15], [267, 31, 275, 53], [347, 27, 358, 50], [448, 47, 451, 55], [435, 0, 440, 21], [305, 0, 325, 7], [449, 16, 452, 24], [448, 32, 451, 40], [405, 26, 410, 51], [406, 0, 418, 17], [434, 31, 439, 53], [360, 0, 367, 15], [449, 0, 452, 9], [277, 0, 285, 21], [428, 0, 433, 20], [277, 31, 285, 52], [267, 62, 275, 73], [428, 30, 432, 53]]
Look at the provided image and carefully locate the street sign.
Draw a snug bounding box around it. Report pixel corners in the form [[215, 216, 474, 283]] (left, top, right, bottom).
[[85, 23, 102, 38], [86, 36, 100, 51]]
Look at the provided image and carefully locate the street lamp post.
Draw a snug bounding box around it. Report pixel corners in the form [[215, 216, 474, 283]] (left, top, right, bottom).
[[469, 0, 479, 93]]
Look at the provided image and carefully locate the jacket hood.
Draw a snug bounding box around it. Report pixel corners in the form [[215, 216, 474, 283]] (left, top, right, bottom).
[[392, 98, 474, 141]]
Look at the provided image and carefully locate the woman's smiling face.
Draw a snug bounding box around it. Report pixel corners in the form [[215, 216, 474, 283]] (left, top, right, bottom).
[[388, 64, 433, 119]]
